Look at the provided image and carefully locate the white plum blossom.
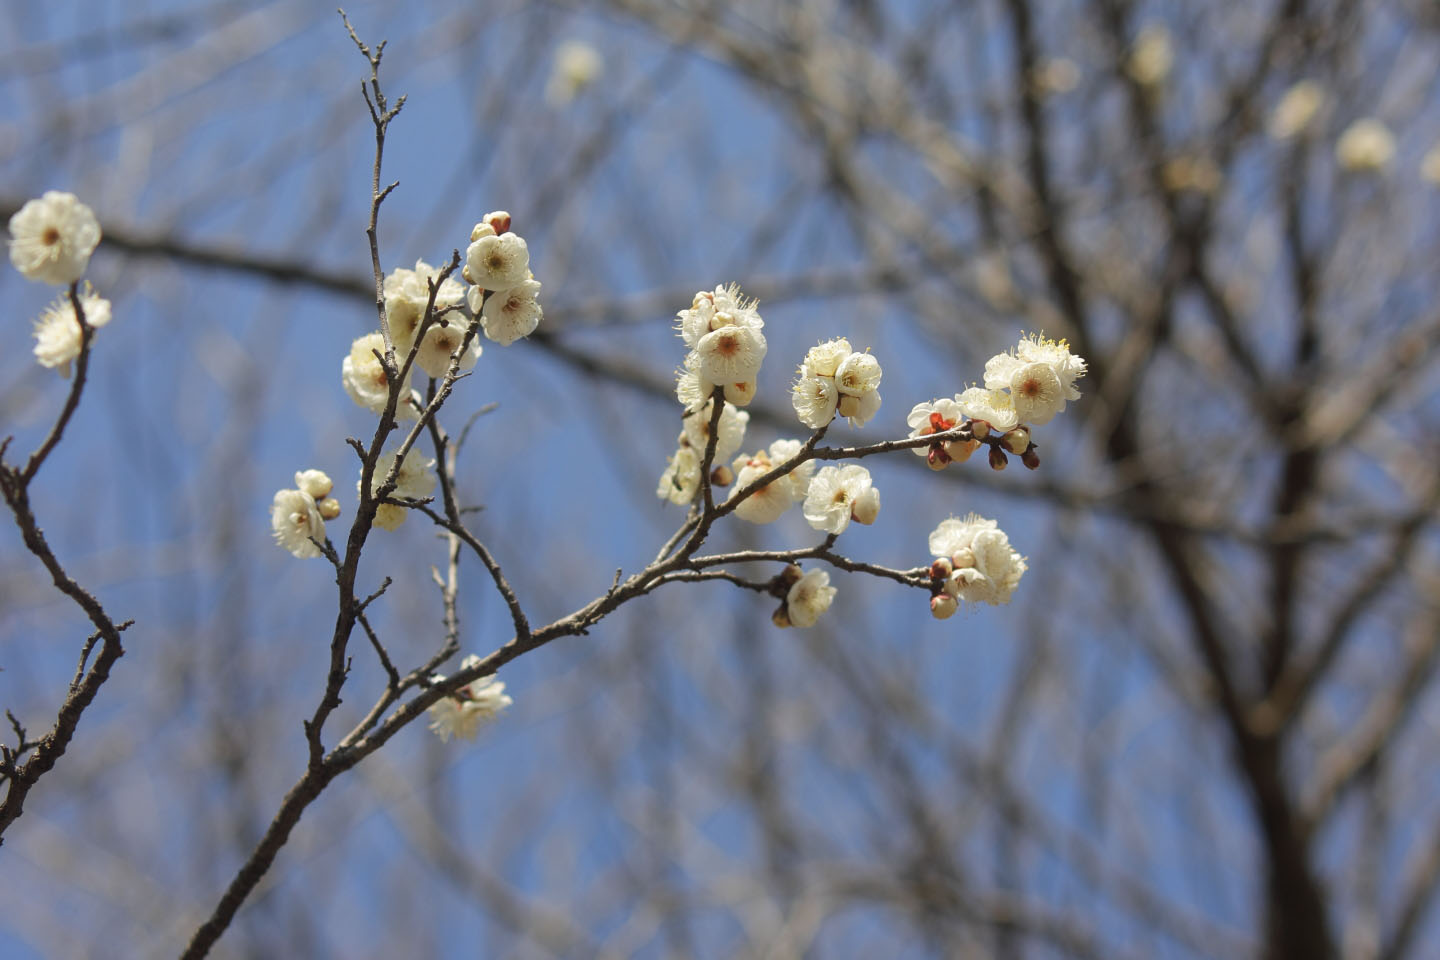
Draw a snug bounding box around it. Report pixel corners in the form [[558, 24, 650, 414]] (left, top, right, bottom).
[[32, 289, 111, 376], [478, 277, 543, 345], [363, 448, 438, 531], [8, 191, 101, 286], [792, 374, 839, 429], [343, 332, 418, 420], [384, 260, 465, 354], [803, 464, 875, 535], [834, 352, 882, 397], [657, 446, 701, 505], [675, 357, 709, 411], [675, 283, 763, 350], [414, 319, 482, 379], [695, 320, 767, 386], [465, 232, 530, 291], [957, 386, 1019, 434], [929, 513, 1027, 606], [682, 400, 749, 463], [802, 337, 852, 378], [271, 488, 325, 558], [785, 568, 836, 628], [1336, 119, 1395, 173], [295, 470, 333, 500], [999, 361, 1065, 425], [730, 439, 813, 524], [731, 455, 793, 524], [427, 655, 512, 741], [985, 334, 1087, 408]]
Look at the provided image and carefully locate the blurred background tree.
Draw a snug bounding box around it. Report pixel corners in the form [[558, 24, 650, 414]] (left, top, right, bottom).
[[1, 1, 1438, 957]]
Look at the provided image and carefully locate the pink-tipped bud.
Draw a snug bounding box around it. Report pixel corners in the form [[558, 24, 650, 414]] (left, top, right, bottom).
[[317, 497, 342, 521], [969, 418, 991, 439], [988, 446, 1008, 471], [1022, 448, 1041, 470], [482, 210, 512, 235], [945, 438, 981, 463], [926, 445, 951, 470], [931, 593, 958, 620], [710, 464, 734, 486], [1001, 426, 1031, 454], [930, 557, 954, 579], [469, 222, 497, 243]]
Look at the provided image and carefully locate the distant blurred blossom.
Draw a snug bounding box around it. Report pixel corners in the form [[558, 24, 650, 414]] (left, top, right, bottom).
[[1269, 81, 1324, 140], [1126, 25, 1173, 88], [1421, 144, 1440, 186], [546, 41, 603, 105], [1336, 119, 1395, 173]]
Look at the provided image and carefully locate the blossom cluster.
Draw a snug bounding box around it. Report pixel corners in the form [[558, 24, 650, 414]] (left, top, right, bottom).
[[342, 211, 542, 421], [674, 283, 768, 410], [909, 333, 1086, 471], [271, 470, 343, 559], [926, 514, 1027, 614], [792, 337, 883, 429], [7, 192, 114, 375]]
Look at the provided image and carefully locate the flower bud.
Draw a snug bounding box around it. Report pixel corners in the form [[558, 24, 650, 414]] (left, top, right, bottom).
[[945, 438, 981, 463], [1022, 448, 1041, 471], [295, 469, 333, 500], [317, 497, 342, 520], [710, 464, 734, 486], [930, 557, 954, 579], [469, 222, 497, 243], [931, 593, 958, 620], [778, 564, 804, 587], [482, 210, 512, 234], [1001, 426, 1030, 454], [969, 418, 990, 439], [988, 446, 1008, 471], [771, 604, 792, 628], [851, 486, 880, 525], [724, 380, 756, 406]]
